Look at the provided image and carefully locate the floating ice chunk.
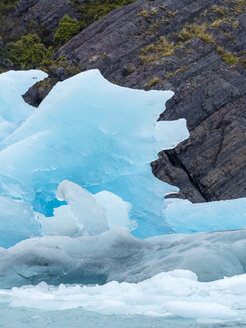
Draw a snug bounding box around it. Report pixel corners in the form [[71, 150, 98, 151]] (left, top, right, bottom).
[[164, 198, 246, 233], [2, 269, 244, 322], [0, 69, 187, 241]]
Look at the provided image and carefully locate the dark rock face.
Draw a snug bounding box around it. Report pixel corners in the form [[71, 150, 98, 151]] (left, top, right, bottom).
[[53, 0, 246, 203], [2, 0, 77, 43], [15, 0, 77, 31], [152, 69, 246, 202], [16, 0, 246, 203]]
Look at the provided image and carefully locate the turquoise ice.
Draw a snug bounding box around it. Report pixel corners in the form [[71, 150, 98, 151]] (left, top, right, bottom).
[[0, 69, 188, 246]]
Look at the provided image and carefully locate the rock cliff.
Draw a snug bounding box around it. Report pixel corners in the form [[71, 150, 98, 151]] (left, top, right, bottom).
[[1, 0, 246, 203]]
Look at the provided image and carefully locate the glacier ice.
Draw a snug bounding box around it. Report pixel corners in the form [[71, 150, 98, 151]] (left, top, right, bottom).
[[1, 69, 246, 248], [0, 68, 189, 246], [1, 228, 246, 288]]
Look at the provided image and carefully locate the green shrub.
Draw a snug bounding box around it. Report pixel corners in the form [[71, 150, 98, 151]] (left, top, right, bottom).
[[53, 14, 80, 46], [0, 0, 18, 15], [71, 0, 136, 28], [6, 33, 47, 68]]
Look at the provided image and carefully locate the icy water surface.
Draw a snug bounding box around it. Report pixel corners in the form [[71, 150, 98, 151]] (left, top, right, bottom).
[[0, 306, 244, 328]]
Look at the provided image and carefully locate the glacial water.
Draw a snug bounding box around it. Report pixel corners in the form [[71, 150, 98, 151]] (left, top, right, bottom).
[[1, 305, 245, 328]]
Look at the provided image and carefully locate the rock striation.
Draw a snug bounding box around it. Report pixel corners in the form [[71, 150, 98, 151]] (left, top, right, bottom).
[[55, 0, 246, 202], [4, 0, 246, 203]]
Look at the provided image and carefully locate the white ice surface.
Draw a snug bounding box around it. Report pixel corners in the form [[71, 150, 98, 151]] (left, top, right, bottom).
[[1, 269, 246, 323]]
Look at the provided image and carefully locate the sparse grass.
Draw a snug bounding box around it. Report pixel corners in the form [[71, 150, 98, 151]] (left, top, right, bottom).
[[139, 36, 175, 64], [222, 52, 239, 64], [145, 76, 161, 87], [222, 30, 234, 41], [210, 18, 223, 28], [158, 4, 167, 10], [127, 65, 137, 73], [201, 9, 208, 17], [239, 58, 246, 68], [186, 49, 193, 54], [166, 10, 178, 18], [89, 52, 108, 63], [176, 20, 243, 68], [211, 5, 227, 16], [178, 23, 214, 44], [230, 0, 245, 14], [138, 0, 246, 71], [138, 6, 158, 19], [149, 20, 159, 30], [216, 46, 239, 64], [165, 65, 188, 79]]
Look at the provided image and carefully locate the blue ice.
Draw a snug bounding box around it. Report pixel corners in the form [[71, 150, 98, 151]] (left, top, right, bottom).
[[1, 69, 246, 249], [0, 69, 188, 246]]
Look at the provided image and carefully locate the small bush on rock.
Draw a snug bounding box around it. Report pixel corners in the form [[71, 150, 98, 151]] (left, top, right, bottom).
[[53, 15, 80, 46], [6, 33, 47, 68]]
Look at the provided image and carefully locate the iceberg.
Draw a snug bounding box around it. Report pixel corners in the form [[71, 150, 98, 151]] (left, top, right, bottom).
[[0, 69, 189, 246], [0, 68, 246, 247]]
